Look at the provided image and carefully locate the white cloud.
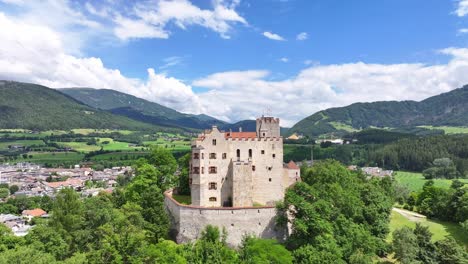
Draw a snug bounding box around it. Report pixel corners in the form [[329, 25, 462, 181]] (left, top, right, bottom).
[[458, 28, 468, 34], [159, 56, 185, 70], [455, 0, 468, 16], [263, 31, 285, 41], [193, 49, 468, 126], [0, 12, 203, 114], [116, 0, 247, 40], [279, 57, 289, 63], [296, 32, 307, 40], [114, 15, 169, 40]]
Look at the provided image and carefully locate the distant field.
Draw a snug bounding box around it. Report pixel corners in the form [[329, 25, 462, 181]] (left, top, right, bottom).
[[16, 152, 84, 164], [0, 140, 45, 150], [71, 129, 134, 135], [394, 171, 468, 192], [388, 211, 468, 248], [90, 151, 149, 161], [329, 122, 359, 132], [419, 125, 468, 134], [143, 139, 190, 151], [55, 142, 101, 152]]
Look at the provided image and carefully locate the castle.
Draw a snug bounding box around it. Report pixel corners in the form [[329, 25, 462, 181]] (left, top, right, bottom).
[[164, 116, 300, 246], [189, 116, 300, 207]]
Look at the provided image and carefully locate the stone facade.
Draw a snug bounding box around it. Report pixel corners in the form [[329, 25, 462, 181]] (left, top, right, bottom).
[[189, 116, 299, 207]]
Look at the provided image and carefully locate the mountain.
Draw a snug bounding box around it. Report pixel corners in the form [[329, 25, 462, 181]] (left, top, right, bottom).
[[59, 88, 227, 130], [0, 81, 156, 130], [289, 85, 468, 137]]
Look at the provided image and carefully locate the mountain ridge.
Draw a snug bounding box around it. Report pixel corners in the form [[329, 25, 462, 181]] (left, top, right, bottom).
[[289, 85, 468, 137]]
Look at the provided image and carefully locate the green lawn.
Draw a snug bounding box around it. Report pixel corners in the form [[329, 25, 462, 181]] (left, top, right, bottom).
[[394, 171, 468, 192], [388, 211, 468, 249], [329, 121, 359, 132], [418, 125, 468, 134], [0, 140, 45, 150], [172, 194, 191, 205]]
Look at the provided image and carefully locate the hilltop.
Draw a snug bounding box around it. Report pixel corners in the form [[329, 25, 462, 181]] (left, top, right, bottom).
[[289, 85, 468, 137], [0, 81, 156, 130]]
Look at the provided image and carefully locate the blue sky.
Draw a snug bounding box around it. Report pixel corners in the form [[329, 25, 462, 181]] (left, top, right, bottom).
[[1, 0, 468, 126]]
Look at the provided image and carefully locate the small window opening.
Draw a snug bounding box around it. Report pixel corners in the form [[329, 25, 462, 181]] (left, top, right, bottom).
[[212, 139, 216, 145], [209, 197, 217, 202]]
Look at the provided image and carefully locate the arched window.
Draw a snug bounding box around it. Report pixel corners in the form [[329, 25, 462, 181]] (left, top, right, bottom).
[[236, 149, 240, 160]]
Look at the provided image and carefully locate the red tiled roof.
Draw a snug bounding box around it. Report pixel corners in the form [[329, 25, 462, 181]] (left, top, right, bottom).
[[286, 161, 299, 170], [22, 208, 47, 217], [225, 132, 257, 139]]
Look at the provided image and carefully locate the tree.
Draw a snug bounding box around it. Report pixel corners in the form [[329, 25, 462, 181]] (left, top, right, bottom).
[[184, 225, 238, 263], [8, 185, 19, 195], [281, 160, 392, 261], [25, 225, 70, 260], [139, 240, 186, 264], [146, 147, 177, 190], [0, 246, 56, 264], [413, 223, 437, 263], [177, 153, 191, 195], [239, 237, 292, 264], [392, 227, 418, 264], [434, 238, 468, 264], [0, 188, 9, 199]]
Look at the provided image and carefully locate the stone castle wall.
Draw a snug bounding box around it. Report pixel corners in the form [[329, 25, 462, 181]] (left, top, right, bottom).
[[164, 190, 287, 247]]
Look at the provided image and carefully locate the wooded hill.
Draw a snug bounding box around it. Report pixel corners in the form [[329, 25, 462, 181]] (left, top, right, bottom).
[[59, 88, 226, 130], [289, 85, 468, 137], [0, 81, 156, 130]]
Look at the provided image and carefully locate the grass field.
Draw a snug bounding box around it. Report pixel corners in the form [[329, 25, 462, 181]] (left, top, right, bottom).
[[90, 151, 149, 161], [329, 121, 359, 132], [71, 129, 134, 135], [389, 211, 468, 248], [172, 194, 191, 205], [0, 140, 45, 150], [55, 142, 101, 152], [419, 125, 468, 134], [16, 152, 85, 164], [143, 139, 190, 151], [394, 171, 468, 192]]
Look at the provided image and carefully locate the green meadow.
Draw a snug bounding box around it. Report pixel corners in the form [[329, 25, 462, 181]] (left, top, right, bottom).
[[394, 171, 468, 192]]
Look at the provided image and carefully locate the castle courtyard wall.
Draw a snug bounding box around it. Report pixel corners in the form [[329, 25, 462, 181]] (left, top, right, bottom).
[[164, 190, 287, 247]]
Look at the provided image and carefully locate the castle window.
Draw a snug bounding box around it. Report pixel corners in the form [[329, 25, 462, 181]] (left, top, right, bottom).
[[209, 182, 217, 190], [222, 153, 227, 159], [269, 178, 272, 182], [193, 167, 200, 174], [201, 153, 204, 159], [209, 153, 217, 159], [201, 167, 204, 174], [193, 153, 199, 159], [209, 166, 217, 174], [262, 133, 265, 137], [272, 154, 276, 158], [236, 149, 240, 160], [212, 139, 217, 146], [261, 150, 265, 154], [248, 149, 252, 158], [209, 197, 217, 202], [268, 167, 272, 171], [252, 165, 256, 171]]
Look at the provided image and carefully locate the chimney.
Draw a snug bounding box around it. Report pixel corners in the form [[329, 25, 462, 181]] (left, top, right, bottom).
[[239, 127, 242, 132]]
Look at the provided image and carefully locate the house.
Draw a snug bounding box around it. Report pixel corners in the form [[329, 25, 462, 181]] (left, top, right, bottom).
[[22, 208, 47, 221]]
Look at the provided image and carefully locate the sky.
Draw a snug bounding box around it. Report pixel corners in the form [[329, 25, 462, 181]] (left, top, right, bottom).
[[1, 0, 468, 127]]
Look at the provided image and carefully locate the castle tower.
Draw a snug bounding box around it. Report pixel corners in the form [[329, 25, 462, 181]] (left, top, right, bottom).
[[256, 116, 280, 138]]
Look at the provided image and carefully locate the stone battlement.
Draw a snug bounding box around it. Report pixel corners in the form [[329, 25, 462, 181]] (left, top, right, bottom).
[[164, 189, 287, 247]]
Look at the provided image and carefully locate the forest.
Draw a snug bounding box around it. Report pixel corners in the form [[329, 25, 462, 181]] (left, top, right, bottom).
[[1, 148, 466, 263]]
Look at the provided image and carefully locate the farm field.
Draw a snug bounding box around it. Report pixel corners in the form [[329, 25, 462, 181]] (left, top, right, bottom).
[[419, 125, 468, 134], [16, 152, 85, 164], [143, 139, 190, 151], [71, 129, 135, 135], [89, 151, 149, 161], [0, 140, 45, 150], [394, 171, 468, 192], [388, 210, 468, 248], [54, 142, 101, 152]]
